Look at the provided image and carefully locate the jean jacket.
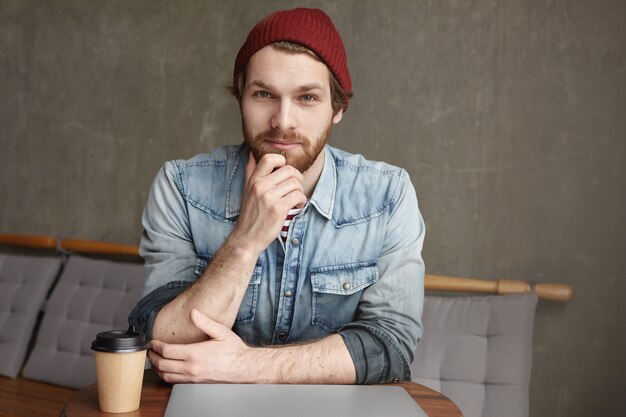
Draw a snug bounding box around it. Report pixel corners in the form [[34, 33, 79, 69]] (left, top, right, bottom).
[[129, 144, 425, 384]]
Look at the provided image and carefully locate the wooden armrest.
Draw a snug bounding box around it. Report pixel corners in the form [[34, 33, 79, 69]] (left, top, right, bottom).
[[425, 274, 574, 302], [532, 283, 575, 302], [60, 238, 140, 257], [0, 234, 57, 250]]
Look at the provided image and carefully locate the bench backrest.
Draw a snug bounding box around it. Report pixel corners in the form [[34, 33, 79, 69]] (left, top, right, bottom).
[[412, 293, 538, 417]]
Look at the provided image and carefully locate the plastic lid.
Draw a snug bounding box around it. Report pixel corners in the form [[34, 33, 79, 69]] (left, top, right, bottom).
[[91, 328, 150, 353]]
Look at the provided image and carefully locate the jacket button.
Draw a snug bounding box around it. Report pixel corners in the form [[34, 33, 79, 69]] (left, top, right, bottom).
[[342, 282, 351, 290], [284, 290, 293, 298], [278, 332, 288, 341], [290, 237, 300, 246]]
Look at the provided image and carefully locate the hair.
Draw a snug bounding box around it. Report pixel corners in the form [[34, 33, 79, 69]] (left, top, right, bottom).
[[229, 41, 352, 115]]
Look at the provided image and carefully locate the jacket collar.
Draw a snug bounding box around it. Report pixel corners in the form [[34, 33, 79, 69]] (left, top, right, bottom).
[[308, 146, 335, 220]]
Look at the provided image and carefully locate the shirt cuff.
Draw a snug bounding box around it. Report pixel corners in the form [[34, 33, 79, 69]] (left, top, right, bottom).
[[339, 323, 412, 384]]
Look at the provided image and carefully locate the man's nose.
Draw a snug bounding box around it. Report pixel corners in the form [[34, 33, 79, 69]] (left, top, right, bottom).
[[270, 99, 297, 131]]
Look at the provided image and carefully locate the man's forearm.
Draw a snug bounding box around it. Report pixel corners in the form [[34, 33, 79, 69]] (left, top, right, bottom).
[[240, 334, 356, 384], [152, 236, 258, 343]]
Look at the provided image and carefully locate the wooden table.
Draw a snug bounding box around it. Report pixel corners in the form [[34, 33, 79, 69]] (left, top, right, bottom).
[[61, 371, 462, 417]]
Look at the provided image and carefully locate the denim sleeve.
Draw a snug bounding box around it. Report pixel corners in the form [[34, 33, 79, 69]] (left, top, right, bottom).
[[128, 281, 192, 339], [128, 161, 199, 339], [339, 170, 425, 384]]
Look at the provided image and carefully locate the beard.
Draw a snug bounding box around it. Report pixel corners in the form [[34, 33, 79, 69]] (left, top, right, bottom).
[[243, 121, 333, 174]]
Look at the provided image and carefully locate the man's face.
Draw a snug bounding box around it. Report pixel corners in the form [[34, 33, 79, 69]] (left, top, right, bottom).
[[241, 45, 343, 173]]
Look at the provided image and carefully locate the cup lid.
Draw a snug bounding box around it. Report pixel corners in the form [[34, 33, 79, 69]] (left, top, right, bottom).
[[91, 327, 150, 353]]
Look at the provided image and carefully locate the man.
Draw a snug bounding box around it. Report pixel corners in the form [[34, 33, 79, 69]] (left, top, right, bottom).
[[129, 7, 425, 385]]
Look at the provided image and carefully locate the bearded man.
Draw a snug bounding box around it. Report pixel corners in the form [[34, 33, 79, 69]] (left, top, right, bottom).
[[129, 7, 425, 385]]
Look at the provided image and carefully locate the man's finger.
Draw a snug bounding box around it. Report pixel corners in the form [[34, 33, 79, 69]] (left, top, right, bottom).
[[265, 164, 304, 186], [285, 190, 308, 210], [160, 372, 189, 384], [190, 308, 230, 340], [148, 348, 186, 374], [252, 153, 286, 179], [150, 340, 189, 360]]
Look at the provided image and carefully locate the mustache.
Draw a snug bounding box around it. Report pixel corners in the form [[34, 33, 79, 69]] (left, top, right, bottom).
[[255, 129, 307, 143]]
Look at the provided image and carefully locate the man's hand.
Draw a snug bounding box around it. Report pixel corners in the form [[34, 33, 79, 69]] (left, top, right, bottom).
[[230, 152, 307, 254], [149, 309, 253, 384]]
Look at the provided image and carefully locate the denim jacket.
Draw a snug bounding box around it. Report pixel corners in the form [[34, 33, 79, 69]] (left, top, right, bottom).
[[129, 144, 425, 384]]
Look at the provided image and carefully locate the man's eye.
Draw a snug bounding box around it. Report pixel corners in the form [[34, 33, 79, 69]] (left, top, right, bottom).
[[255, 91, 271, 98], [300, 94, 316, 102]]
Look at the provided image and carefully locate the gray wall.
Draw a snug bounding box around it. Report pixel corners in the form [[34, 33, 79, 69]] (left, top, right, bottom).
[[1, 1, 624, 416]]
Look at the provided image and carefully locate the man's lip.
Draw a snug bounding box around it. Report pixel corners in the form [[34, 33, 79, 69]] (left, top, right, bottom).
[[266, 140, 301, 149], [266, 139, 301, 145]]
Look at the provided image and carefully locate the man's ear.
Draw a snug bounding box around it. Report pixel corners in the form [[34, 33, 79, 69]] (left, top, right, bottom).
[[332, 108, 344, 124]]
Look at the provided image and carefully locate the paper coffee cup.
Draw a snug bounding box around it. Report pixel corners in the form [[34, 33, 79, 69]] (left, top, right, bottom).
[[91, 328, 150, 413]]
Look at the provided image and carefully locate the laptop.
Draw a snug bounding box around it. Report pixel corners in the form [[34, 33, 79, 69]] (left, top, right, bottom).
[[164, 384, 428, 417]]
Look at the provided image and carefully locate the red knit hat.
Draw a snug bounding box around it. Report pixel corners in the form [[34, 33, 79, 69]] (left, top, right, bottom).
[[234, 8, 352, 110]]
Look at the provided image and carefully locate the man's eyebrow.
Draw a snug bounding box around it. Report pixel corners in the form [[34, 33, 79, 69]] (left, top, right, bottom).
[[296, 83, 324, 92], [247, 80, 324, 92], [248, 80, 273, 90]]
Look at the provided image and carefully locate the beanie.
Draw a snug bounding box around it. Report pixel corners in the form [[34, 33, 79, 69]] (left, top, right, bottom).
[[234, 8, 352, 109]]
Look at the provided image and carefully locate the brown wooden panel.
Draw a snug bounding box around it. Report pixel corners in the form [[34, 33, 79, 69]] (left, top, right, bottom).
[[60, 238, 140, 257], [0, 234, 57, 250], [425, 274, 574, 302]]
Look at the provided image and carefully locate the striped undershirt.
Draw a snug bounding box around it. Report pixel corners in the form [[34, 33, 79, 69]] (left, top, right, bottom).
[[280, 207, 303, 241]]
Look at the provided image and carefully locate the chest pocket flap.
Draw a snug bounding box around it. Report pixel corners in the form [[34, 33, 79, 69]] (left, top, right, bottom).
[[310, 261, 379, 295]]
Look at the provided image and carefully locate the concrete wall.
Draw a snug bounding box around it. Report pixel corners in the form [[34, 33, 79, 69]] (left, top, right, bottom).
[[1, 1, 624, 416]]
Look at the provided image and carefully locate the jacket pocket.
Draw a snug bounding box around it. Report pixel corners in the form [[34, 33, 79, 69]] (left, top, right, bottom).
[[310, 262, 379, 332], [195, 255, 263, 324]]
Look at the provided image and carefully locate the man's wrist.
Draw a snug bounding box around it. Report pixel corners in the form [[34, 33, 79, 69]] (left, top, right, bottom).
[[235, 345, 277, 383], [225, 229, 264, 261]]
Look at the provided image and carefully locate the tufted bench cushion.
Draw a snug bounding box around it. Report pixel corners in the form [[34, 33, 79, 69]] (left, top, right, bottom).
[[22, 255, 143, 388], [411, 292, 538, 417], [0, 254, 63, 378]]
